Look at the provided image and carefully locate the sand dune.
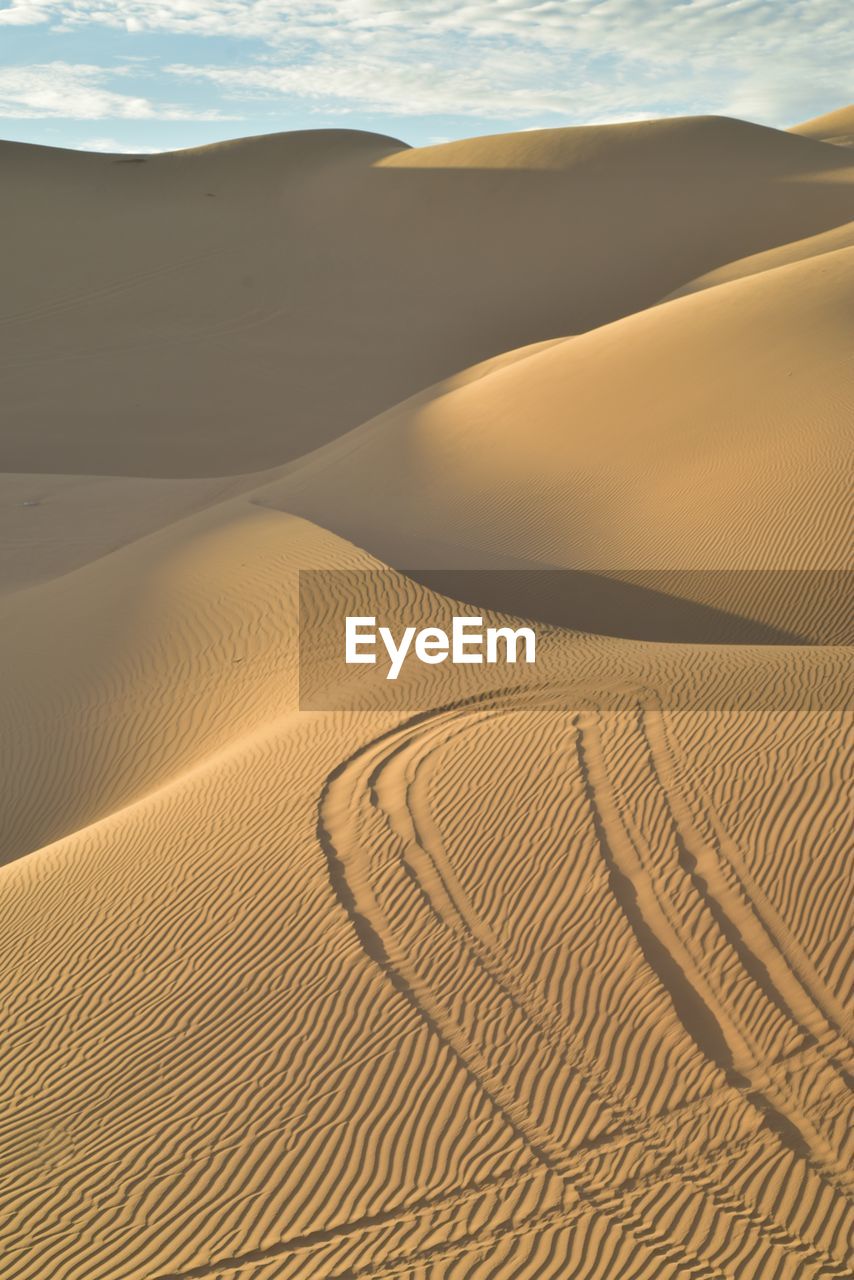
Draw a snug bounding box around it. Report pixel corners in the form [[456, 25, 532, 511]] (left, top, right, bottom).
[[2, 116, 853, 476], [0, 504, 383, 864], [1, 584, 850, 1277], [0, 343, 571, 597], [791, 105, 854, 146], [664, 220, 854, 299], [0, 472, 267, 595], [258, 245, 854, 641], [1, 109, 852, 1280]]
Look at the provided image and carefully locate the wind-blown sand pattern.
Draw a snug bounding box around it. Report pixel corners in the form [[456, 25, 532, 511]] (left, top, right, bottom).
[[0, 111, 851, 1279]]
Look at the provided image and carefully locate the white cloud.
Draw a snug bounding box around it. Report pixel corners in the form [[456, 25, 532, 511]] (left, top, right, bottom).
[[0, 0, 848, 58], [0, 3, 851, 126], [0, 1, 54, 25], [166, 51, 606, 121], [0, 62, 235, 119], [164, 11, 850, 128]]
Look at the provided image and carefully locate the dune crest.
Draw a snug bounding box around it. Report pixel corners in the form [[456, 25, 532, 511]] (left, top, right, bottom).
[[790, 105, 854, 145], [258, 246, 854, 641], [2, 115, 853, 476]]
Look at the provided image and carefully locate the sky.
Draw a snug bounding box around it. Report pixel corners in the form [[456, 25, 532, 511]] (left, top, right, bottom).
[[0, 1, 850, 153]]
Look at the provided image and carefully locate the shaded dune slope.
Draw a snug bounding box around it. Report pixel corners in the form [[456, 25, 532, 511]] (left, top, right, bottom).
[[1, 116, 852, 476], [257, 247, 854, 642], [664, 219, 854, 299], [0, 340, 567, 597], [0, 471, 264, 595]]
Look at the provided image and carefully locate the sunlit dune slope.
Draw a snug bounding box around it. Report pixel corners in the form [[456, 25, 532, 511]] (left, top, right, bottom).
[[0, 503, 380, 864], [0, 343, 570, 598], [0, 507, 850, 1279], [1, 115, 852, 476], [0, 603, 850, 1278], [256, 246, 854, 641], [790, 105, 854, 145], [5, 486, 789, 867]]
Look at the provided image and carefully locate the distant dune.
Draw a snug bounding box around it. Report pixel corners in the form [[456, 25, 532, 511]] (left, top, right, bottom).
[[790, 104, 854, 145], [0, 111, 851, 1280], [1, 116, 853, 475]]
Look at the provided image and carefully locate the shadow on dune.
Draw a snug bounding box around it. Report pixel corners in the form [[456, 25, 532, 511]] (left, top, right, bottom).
[[402, 568, 851, 645], [268, 497, 852, 645], [3, 117, 854, 476]]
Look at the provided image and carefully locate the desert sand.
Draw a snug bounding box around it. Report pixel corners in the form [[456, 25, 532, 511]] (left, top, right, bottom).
[[0, 111, 851, 1280], [2, 114, 853, 476], [789, 105, 854, 146]]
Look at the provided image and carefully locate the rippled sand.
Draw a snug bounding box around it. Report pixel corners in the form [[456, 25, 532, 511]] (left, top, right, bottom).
[[0, 108, 851, 1279]]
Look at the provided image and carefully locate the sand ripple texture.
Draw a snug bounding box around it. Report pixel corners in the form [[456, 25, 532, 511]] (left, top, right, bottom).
[[0, 551, 850, 1279], [0, 107, 852, 1279]]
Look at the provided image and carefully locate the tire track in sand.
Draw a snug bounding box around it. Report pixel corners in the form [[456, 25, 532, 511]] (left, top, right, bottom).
[[574, 709, 853, 1199], [312, 695, 851, 1280]]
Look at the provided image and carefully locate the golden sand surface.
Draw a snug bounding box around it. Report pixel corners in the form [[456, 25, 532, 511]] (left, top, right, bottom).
[[0, 111, 851, 1279]]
